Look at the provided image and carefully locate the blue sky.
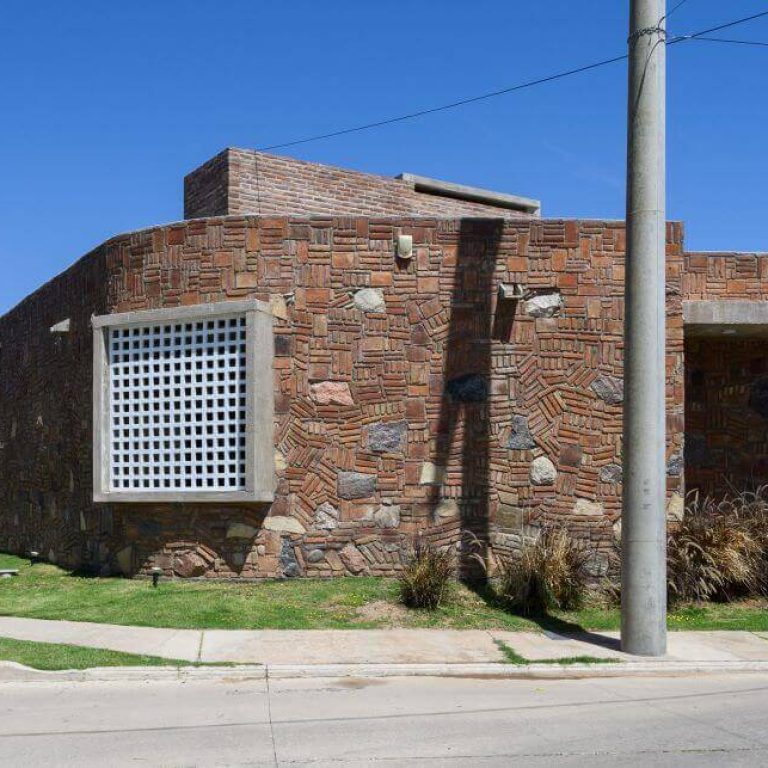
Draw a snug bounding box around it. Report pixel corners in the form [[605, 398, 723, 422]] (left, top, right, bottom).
[[1, 1, 766, 313]]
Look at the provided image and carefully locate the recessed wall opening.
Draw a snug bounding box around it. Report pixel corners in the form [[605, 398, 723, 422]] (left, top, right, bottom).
[[685, 334, 768, 499]]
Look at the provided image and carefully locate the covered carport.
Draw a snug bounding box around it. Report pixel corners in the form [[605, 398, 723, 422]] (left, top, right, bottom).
[[684, 300, 768, 498]]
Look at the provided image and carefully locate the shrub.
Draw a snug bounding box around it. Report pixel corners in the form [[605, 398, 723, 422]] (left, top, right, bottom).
[[398, 537, 455, 610], [495, 526, 590, 616], [667, 491, 764, 604], [733, 487, 768, 596]]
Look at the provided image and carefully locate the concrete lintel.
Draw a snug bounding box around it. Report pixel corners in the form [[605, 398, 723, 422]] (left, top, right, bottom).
[[91, 298, 272, 329], [684, 300, 768, 337], [397, 173, 541, 215], [93, 490, 274, 504]]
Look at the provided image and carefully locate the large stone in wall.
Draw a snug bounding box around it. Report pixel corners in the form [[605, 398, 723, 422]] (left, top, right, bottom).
[[306, 548, 326, 564], [591, 375, 624, 405], [435, 498, 460, 519], [269, 294, 289, 320], [353, 288, 386, 313], [264, 516, 307, 535], [338, 472, 377, 499], [600, 464, 623, 483], [227, 522, 259, 539], [446, 374, 489, 403], [666, 453, 683, 477], [506, 415, 536, 450], [497, 504, 524, 529], [419, 462, 446, 486], [530, 456, 557, 486], [313, 501, 340, 530], [174, 552, 207, 578], [525, 292, 564, 318], [583, 552, 610, 578], [667, 492, 685, 522], [310, 381, 355, 406], [365, 421, 407, 453], [280, 538, 302, 578], [573, 499, 604, 517], [339, 543, 368, 575], [363, 503, 401, 529]]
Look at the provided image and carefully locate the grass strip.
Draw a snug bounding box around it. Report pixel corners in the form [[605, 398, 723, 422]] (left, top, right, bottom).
[[0, 637, 188, 670], [494, 639, 619, 666], [3, 553, 768, 632]]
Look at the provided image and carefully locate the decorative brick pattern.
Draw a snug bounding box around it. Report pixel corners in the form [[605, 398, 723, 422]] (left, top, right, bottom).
[[0, 216, 692, 579]]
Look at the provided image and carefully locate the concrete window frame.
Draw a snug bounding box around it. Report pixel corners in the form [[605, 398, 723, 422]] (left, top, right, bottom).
[[92, 300, 275, 504]]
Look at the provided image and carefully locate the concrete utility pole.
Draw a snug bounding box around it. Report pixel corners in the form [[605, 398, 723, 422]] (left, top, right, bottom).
[[622, 0, 668, 656]]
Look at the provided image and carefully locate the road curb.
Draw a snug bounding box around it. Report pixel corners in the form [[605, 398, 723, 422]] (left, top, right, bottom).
[[3, 659, 768, 683]]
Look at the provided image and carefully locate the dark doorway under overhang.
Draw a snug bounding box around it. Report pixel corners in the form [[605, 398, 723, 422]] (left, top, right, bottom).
[[685, 301, 768, 498]]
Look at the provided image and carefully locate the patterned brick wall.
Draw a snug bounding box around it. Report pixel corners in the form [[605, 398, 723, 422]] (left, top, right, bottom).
[[185, 149, 538, 220], [683, 251, 768, 497], [0, 216, 686, 579]]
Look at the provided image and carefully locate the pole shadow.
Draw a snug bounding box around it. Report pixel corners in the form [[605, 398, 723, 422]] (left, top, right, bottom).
[[428, 219, 504, 582]]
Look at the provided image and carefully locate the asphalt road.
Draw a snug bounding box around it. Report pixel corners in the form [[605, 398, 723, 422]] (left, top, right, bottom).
[[1, 673, 768, 766]]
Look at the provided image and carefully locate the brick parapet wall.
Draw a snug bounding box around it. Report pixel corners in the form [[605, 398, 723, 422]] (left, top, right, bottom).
[[185, 149, 538, 220], [683, 251, 768, 298], [0, 216, 686, 579], [183, 150, 229, 219]]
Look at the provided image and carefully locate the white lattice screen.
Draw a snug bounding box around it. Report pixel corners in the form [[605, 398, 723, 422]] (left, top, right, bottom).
[[107, 315, 248, 492]]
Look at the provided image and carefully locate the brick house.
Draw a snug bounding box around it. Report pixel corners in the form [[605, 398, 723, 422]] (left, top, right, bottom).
[[0, 148, 765, 579]]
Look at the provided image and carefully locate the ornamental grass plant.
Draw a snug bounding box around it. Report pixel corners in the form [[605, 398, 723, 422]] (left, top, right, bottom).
[[398, 536, 455, 610]]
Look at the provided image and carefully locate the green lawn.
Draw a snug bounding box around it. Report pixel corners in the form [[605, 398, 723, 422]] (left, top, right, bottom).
[[1, 553, 767, 632], [494, 640, 619, 666], [0, 637, 186, 670]]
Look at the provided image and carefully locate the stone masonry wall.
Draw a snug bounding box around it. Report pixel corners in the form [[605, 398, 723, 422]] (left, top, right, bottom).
[[0, 216, 686, 579], [185, 149, 537, 220]]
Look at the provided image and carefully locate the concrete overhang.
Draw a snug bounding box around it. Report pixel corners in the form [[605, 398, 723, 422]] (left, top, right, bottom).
[[684, 300, 768, 337], [396, 173, 541, 215]]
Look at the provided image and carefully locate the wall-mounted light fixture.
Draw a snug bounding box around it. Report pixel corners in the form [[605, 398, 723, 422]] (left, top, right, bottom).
[[50, 319, 71, 334], [396, 234, 413, 260], [498, 283, 527, 301]]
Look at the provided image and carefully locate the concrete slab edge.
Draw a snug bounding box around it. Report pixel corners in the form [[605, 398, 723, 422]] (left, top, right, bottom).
[[4, 660, 768, 684]]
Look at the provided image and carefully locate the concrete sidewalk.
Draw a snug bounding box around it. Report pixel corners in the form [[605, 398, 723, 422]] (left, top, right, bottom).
[[1, 616, 768, 670]]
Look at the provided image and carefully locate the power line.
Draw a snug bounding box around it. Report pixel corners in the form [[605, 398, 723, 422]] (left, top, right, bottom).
[[688, 36, 768, 48], [662, 0, 693, 24], [257, 54, 629, 152], [669, 8, 768, 43], [257, 8, 768, 153]]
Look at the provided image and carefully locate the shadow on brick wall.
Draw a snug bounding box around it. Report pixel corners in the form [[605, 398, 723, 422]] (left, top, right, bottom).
[[428, 219, 505, 580]]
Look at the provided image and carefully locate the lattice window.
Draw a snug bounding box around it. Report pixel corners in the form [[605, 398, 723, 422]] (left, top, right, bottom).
[[93, 301, 275, 503], [108, 315, 247, 492]]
